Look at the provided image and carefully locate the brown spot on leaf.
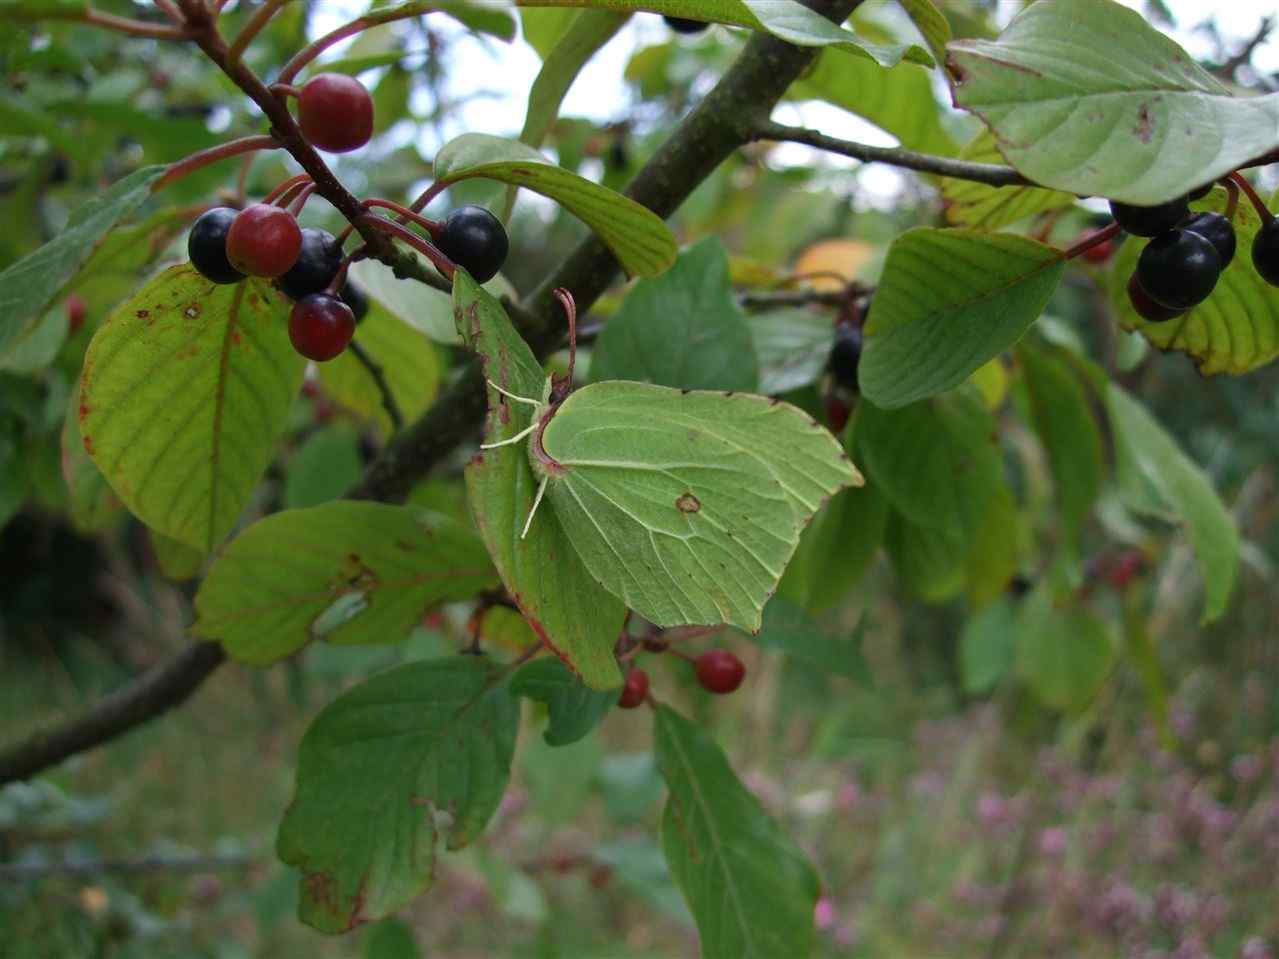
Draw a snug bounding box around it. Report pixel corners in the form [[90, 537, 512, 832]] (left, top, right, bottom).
[[1135, 103, 1155, 144], [135, 309, 149, 319], [395, 539, 416, 551], [82, 435, 94, 455], [676, 493, 701, 514], [184, 304, 200, 319]]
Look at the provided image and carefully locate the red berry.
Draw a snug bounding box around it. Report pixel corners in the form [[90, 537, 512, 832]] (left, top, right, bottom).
[[298, 73, 374, 153], [65, 294, 86, 334], [695, 649, 745, 695], [618, 668, 649, 709], [289, 293, 355, 361], [1080, 234, 1117, 263], [225, 204, 302, 278]]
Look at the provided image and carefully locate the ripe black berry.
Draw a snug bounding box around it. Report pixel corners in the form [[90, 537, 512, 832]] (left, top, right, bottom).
[[828, 323, 862, 391], [618, 668, 649, 709], [1251, 218, 1279, 286], [1135, 229, 1220, 309], [1109, 197, 1190, 237], [188, 207, 245, 285], [340, 279, 369, 323], [277, 228, 343, 300], [298, 73, 374, 154], [289, 293, 355, 361], [437, 206, 508, 283], [695, 649, 745, 694], [1126, 273, 1185, 324], [1182, 212, 1236, 267], [663, 15, 708, 33]]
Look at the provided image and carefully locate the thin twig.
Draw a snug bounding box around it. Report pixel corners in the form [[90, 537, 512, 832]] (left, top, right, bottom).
[[155, 134, 279, 190], [226, 0, 290, 63], [738, 288, 851, 310], [754, 121, 1032, 187], [83, 7, 193, 38], [347, 340, 404, 432]]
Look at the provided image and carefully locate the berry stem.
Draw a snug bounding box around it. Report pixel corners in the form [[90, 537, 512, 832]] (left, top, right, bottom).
[[154, 134, 280, 190], [270, 82, 301, 100], [408, 180, 448, 215], [1060, 221, 1122, 261], [361, 198, 441, 237], [1228, 172, 1273, 223], [275, 1, 436, 84], [262, 173, 312, 205], [153, 0, 185, 26], [1222, 177, 1240, 221], [326, 246, 366, 296], [361, 214, 456, 278], [226, 0, 290, 64], [287, 183, 318, 215], [82, 7, 193, 38], [347, 340, 405, 433]]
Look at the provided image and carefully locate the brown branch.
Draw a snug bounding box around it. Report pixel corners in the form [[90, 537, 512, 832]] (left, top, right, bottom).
[[753, 121, 1033, 186], [82, 8, 194, 38], [1212, 15, 1274, 80], [738, 288, 853, 310], [347, 339, 404, 432]]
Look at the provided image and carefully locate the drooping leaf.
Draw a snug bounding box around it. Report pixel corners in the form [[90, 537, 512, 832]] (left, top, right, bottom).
[[538, 381, 861, 632], [0, 165, 165, 356], [194, 502, 496, 664], [435, 133, 676, 277], [80, 267, 303, 551], [361, 919, 421, 959], [1107, 385, 1238, 623], [1108, 193, 1279, 375], [948, 0, 1279, 204], [510, 656, 618, 746], [60, 388, 121, 534], [747, 597, 871, 685], [959, 596, 1016, 695], [277, 658, 519, 933], [521, 8, 580, 59], [747, 308, 834, 396], [777, 478, 887, 613], [860, 228, 1064, 408], [0, 304, 68, 375], [964, 483, 1020, 606], [1016, 589, 1115, 710], [854, 390, 1001, 540], [455, 269, 627, 689], [885, 508, 966, 602], [591, 237, 758, 391], [941, 130, 1075, 229], [655, 704, 820, 958], [150, 530, 205, 582], [895, 0, 950, 65], [283, 428, 364, 509]]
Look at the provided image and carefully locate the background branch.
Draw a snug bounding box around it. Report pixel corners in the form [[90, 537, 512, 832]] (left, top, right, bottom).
[[347, 339, 404, 432]]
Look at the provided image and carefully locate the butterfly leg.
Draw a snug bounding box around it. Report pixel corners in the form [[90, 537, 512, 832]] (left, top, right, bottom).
[[479, 421, 538, 450], [521, 475, 549, 540], [486, 380, 541, 407]]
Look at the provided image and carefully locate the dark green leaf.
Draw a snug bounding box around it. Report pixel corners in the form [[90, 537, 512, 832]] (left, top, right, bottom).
[[748, 597, 871, 685], [777, 479, 887, 612], [510, 656, 618, 746], [284, 428, 364, 509], [959, 596, 1016, 695]]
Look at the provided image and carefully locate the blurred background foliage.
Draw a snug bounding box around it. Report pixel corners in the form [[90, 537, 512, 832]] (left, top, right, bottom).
[[1, 0, 1277, 956]]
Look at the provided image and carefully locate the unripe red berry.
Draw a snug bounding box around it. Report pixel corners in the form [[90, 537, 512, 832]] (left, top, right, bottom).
[[65, 294, 86, 334], [225, 204, 302, 278], [618, 668, 649, 709], [1080, 234, 1117, 264], [298, 73, 374, 153], [289, 293, 355, 361], [695, 649, 745, 695], [1126, 273, 1185, 324]]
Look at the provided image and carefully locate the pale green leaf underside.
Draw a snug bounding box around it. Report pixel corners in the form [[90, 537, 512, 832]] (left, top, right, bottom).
[[860, 228, 1064, 409], [193, 502, 497, 664], [655, 705, 819, 959], [1106, 385, 1238, 623], [454, 269, 626, 689], [895, 0, 950, 66], [81, 267, 304, 551], [0, 165, 165, 356], [942, 130, 1074, 228], [277, 658, 518, 933], [540, 381, 861, 632], [948, 0, 1279, 205], [435, 133, 676, 277]]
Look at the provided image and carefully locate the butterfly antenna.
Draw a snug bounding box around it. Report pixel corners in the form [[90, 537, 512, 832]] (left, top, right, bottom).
[[553, 287, 577, 388], [480, 421, 538, 450], [521, 475, 549, 539]]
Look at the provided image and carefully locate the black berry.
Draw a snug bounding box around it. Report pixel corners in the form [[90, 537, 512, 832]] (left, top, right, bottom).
[[663, 15, 708, 33], [188, 207, 245, 285], [277, 228, 343, 300], [1187, 182, 1215, 201], [437, 206, 508, 283], [340, 279, 369, 323], [1135, 229, 1221, 309], [1251, 218, 1279, 286], [1126, 273, 1185, 324], [1109, 197, 1190, 237], [828, 324, 862, 391], [1182, 212, 1236, 267]]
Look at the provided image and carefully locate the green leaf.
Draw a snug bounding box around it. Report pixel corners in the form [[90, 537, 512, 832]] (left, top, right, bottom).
[[60, 386, 121, 534], [456, 269, 627, 689], [1016, 589, 1115, 710], [895, 0, 950, 66], [0, 91, 77, 154], [362, 919, 420, 959], [959, 596, 1016, 695], [777, 479, 887, 613], [0, 304, 68, 374], [885, 509, 965, 601], [1106, 385, 1238, 622], [317, 305, 441, 434], [654, 704, 819, 959], [591, 237, 759, 391], [855, 391, 1000, 540], [860, 228, 1064, 408], [0, 0, 88, 18], [0, 166, 165, 357], [277, 658, 519, 933], [964, 483, 1019, 606], [747, 308, 834, 396], [284, 428, 364, 509], [948, 0, 1279, 204], [941, 130, 1075, 229], [436, 133, 676, 277], [1019, 343, 1104, 542], [539, 381, 861, 632], [1108, 193, 1279, 375], [510, 656, 618, 746], [151, 530, 205, 582], [748, 597, 871, 685], [194, 502, 496, 664], [80, 267, 304, 551], [520, 7, 580, 59]]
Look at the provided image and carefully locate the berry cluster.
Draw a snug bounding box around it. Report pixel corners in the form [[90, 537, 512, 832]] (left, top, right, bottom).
[[616, 648, 746, 710]]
